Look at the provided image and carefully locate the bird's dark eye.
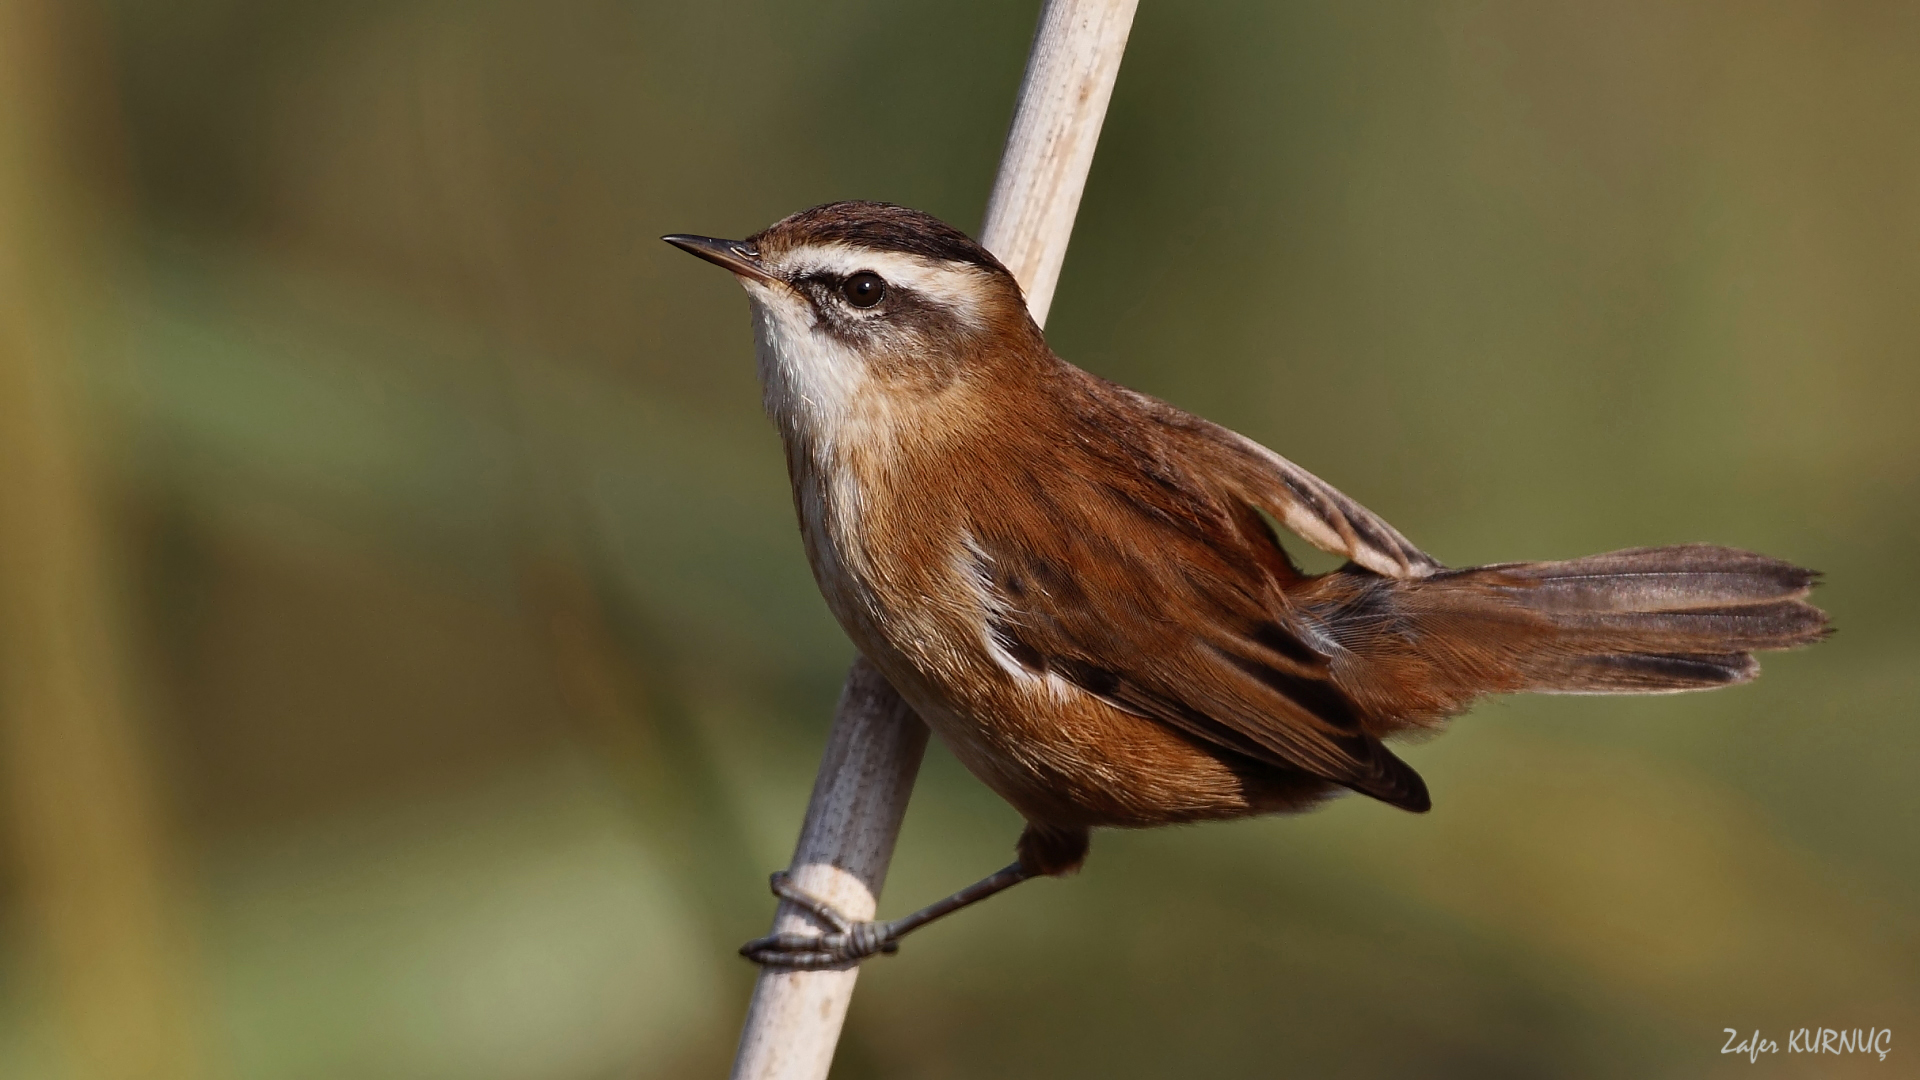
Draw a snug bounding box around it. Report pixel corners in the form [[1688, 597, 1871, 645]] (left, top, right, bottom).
[[841, 272, 886, 308]]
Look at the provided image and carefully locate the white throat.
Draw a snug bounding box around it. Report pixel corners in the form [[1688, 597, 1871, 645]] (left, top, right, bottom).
[[747, 285, 869, 462], [742, 243, 991, 463]]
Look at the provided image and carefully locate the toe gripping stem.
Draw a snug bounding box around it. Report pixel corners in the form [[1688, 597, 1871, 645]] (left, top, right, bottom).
[[740, 862, 1031, 970]]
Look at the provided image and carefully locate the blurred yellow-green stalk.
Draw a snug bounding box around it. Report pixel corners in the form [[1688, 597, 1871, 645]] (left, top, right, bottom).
[[0, 2, 1913, 1078]]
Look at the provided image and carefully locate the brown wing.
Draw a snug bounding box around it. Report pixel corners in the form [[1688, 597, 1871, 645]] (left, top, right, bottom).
[[965, 381, 1432, 811], [1100, 380, 1442, 580], [1203, 425, 1442, 580]]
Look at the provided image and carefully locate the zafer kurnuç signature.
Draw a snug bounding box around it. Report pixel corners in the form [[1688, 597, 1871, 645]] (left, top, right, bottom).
[[1723, 1027, 1891, 1063]]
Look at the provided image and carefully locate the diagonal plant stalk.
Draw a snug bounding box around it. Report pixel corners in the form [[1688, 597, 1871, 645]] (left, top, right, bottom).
[[727, 3, 1140, 1077]]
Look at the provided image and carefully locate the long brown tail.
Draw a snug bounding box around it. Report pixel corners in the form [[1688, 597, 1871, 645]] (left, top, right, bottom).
[[1304, 544, 1830, 729]]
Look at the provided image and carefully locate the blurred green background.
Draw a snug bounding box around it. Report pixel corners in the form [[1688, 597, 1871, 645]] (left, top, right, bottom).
[[0, 1, 1914, 1078]]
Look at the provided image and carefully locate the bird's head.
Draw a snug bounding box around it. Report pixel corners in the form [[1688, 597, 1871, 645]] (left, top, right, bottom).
[[665, 202, 1046, 443]]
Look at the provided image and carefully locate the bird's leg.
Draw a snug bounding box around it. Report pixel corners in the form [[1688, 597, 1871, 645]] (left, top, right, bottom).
[[740, 862, 1032, 970]]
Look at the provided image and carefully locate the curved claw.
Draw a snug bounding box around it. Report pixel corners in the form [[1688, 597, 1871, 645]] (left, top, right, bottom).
[[739, 924, 899, 970], [767, 871, 852, 934], [742, 860, 1029, 970], [743, 874, 900, 969]]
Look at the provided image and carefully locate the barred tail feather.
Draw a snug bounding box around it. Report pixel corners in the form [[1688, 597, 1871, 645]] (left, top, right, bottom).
[[1463, 544, 1828, 694], [1314, 544, 1829, 722]]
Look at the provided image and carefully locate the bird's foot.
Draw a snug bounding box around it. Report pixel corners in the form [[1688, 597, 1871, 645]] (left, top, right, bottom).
[[739, 871, 900, 970]]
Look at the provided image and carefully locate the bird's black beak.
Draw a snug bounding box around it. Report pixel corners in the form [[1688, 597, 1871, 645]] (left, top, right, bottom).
[[662, 234, 780, 286]]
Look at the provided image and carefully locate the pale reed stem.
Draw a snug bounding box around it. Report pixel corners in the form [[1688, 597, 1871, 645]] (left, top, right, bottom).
[[727, 3, 1138, 1077]]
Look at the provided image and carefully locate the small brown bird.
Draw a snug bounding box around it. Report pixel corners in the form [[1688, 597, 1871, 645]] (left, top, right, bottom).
[[665, 201, 1828, 968]]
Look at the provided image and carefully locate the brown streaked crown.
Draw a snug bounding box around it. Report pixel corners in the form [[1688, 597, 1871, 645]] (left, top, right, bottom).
[[749, 201, 1015, 279]]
